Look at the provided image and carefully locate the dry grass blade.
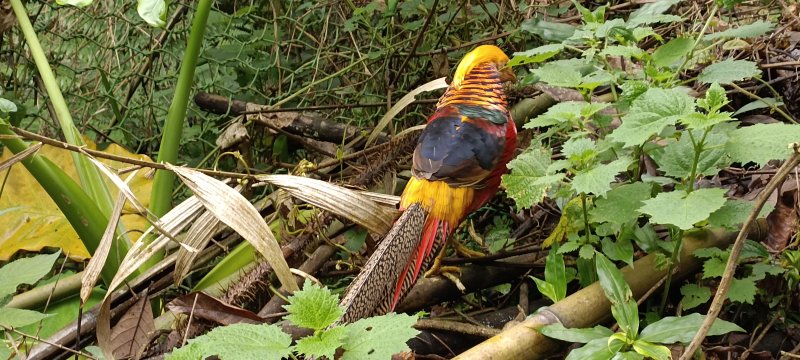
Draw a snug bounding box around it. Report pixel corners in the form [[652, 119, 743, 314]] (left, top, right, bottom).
[[174, 210, 221, 285], [358, 191, 401, 207], [165, 164, 299, 292], [81, 189, 127, 304], [365, 77, 447, 146], [256, 174, 396, 234], [0, 141, 42, 172]]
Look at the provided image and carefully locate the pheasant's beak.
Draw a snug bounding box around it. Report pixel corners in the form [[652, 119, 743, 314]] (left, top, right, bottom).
[[499, 66, 516, 83]]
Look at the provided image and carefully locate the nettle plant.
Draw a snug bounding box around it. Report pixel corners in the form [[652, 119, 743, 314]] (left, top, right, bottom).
[[501, 0, 800, 357], [167, 281, 418, 360]]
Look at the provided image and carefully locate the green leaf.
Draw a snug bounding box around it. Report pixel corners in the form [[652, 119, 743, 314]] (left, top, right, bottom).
[[294, 327, 346, 360], [54, 0, 92, 7], [565, 337, 622, 360], [0, 345, 11, 360], [596, 253, 638, 336], [680, 284, 711, 310], [609, 88, 695, 147], [631, 339, 671, 360], [0, 308, 51, 328], [0, 98, 17, 113], [602, 237, 634, 267], [727, 123, 800, 165], [0, 252, 60, 298], [708, 199, 773, 230], [697, 83, 730, 113], [538, 323, 613, 343], [652, 131, 730, 179], [521, 18, 576, 42], [733, 97, 783, 116], [526, 102, 610, 128], [639, 313, 744, 343], [613, 351, 646, 360], [590, 183, 652, 226], [728, 277, 757, 304], [544, 244, 567, 301], [639, 188, 727, 230], [579, 244, 596, 259], [532, 61, 583, 88], [750, 262, 785, 281], [679, 112, 734, 130], [532, 277, 558, 303], [698, 59, 759, 84], [599, 46, 646, 59], [341, 313, 419, 360], [627, 0, 681, 26], [509, 44, 566, 66], [137, 0, 167, 27], [702, 257, 726, 278], [704, 20, 775, 40], [563, 137, 597, 162], [502, 148, 565, 209], [166, 323, 292, 360], [284, 281, 343, 331], [571, 158, 631, 197], [652, 38, 693, 67]]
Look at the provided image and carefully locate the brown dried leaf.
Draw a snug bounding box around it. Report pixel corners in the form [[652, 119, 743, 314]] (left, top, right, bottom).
[[110, 292, 154, 360], [765, 189, 798, 250], [81, 189, 127, 304], [167, 292, 264, 325], [215, 119, 250, 149], [174, 211, 221, 285], [366, 77, 448, 146]]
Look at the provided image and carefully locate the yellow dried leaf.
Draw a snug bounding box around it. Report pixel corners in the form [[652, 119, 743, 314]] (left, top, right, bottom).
[[0, 139, 152, 260]]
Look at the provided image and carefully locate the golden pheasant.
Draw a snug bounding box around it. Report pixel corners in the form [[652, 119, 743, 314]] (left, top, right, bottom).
[[340, 45, 517, 323]]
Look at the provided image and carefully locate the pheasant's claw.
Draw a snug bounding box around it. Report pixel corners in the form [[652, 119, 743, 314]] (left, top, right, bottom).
[[453, 240, 486, 258]]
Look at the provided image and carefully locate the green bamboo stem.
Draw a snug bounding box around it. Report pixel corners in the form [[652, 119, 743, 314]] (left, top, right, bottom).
[[9, 0, 116, 218], [147, 0, 214, 267], [0, 121, 126, 284]]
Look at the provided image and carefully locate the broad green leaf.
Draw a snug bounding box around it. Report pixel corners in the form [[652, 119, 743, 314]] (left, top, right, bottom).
[[502, 148, 565, 209], [294, 327, 346, 360], [697, 83, 730, 113], [509, 44, 566, 67], [539, 323, 613, 343], [708, 199, 773, 230], [0, 308, 51, 328], [631, 339, 671, 360], [733, 97, 783, 115], [532, 61, 583, 88], [571, 158, 631, 197], [137, 0, 167, 27], [627, 0, 681, 26], [596, 253, 638, 336], [704, 20, 775, 40], [599, 46, 646, 59], [652, 37, 693, 67], [652, 131, 730, 178], [728, 277, 757, 303], [702, 257, 726, 278], [639, 188, 727, 230], [166, 323, 292, 360], [609, 88, 695, 147], [341, 313, 419, 360], [0, 252, 60, 298], [613, 351, 646, 360], [750, 262, 785, 280], [563, 137, 597, 162], [679, 111, 734, 130], [639, 313, 744, 343], [602, 237, 634, 267], [565, 337, 622, 360], [0, 345, 11, 360], [543, 243, 568, 301], [521, 18, 576, 42], [532, 277, 558, 302], [680, 284, 711, 310], [727, 123, 800, 165], [0, 98, 17, 113], [590, 183, 652, 225], [525, 101, 610, 128], [579, 244, 596, 259], [284, 281, 343, 331], [698, 59, 759, 84]]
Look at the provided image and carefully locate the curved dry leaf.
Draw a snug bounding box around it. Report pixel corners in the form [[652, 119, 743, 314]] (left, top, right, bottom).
[[110, 292, 154, 359], [166, 292, 263, 325], [165, 164, 298, 292], [81, 190, 126, 304], [365, 77, 447, 146], [257, 174, 396, 234], [174, 210, 221, 285]]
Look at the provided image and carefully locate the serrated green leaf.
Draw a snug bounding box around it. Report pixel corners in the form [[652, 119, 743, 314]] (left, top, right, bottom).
[[525, 101, 608, 128], [704, 20, 775, 40], [509, 44, 566, 66], [579, 244, 596, 259], [166, 323, 292, 360], [609, 88, 695, 147], [565, 337, 621, 360], [295, 327, 346, 360], [591, 182, 652, 225], [652, 131, 730, 179], [727, 123, 800, 165], [733, 97, 783, 116], [539, 323, 613, 343], [639, 313, 744, 343], [639, 188, 727, 230], [602, 237, 634, 267], [502, 148, 565, 209], [627, 0, 681, 26], [631, 339, 671, 360], [284, 281, 343, 331], [708, 199, 773, 230], [702, 257, 726, 278], [0, 308, 51, 328], [698, 59, 759, 84], [0, 252, 60, 298], [600, 46, 646, 58], [137, 0, 167, 27], [571, 159, 630, 197], [532, 61, 583, 88], [341, 313, 419, 360], [728, 277, 757, 303], [680, 284, 711, 310], [698, 83, 729, 113], [750, 262, 785, 281], [652, 37, 693, 67], [563, 137, 597, 162]]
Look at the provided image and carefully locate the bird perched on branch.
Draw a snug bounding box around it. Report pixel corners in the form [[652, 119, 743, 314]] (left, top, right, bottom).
[[340, 45, 517, 323]]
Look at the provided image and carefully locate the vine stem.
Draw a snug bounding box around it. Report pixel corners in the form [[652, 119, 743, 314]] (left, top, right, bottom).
[[729, 82, 797, 124], [668, 4, 718, 84], [680, 144, 800, 359]]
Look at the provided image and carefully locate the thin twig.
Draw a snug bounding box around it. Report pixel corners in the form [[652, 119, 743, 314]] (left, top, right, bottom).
[[680, 144, 800, 359], [414, 319, 501, 338]]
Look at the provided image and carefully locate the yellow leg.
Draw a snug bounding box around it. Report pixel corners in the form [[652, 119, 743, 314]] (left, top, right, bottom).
[[453, 239, 485, 258]]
